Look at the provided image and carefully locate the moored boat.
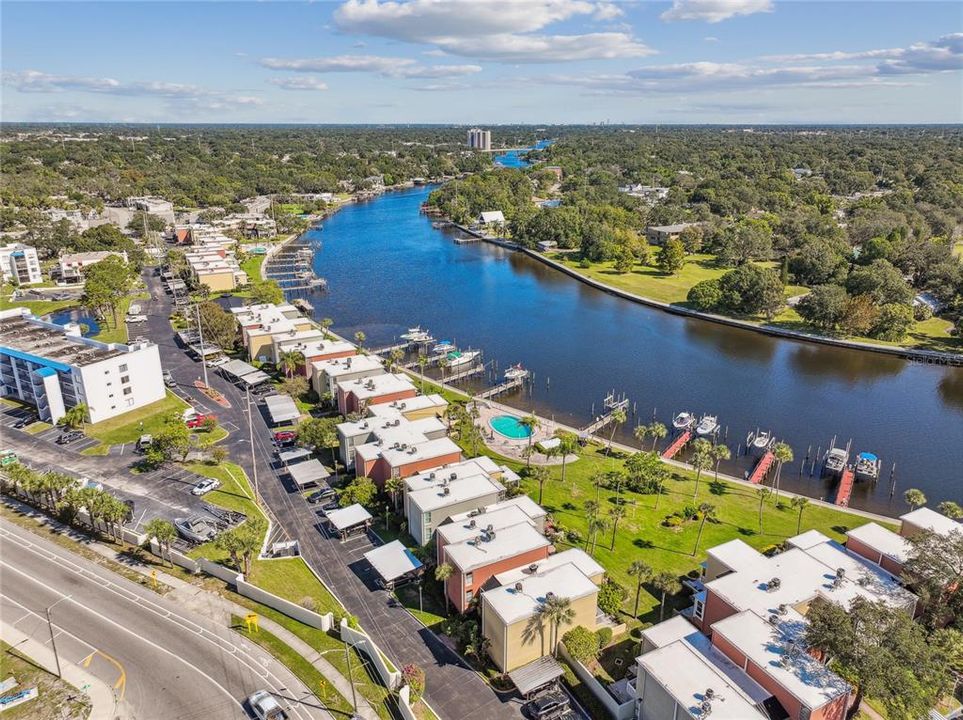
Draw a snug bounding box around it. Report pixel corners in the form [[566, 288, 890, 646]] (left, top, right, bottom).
[[673, 412, 696, 430], [695, 414, 719, 436], [822, 447, 849, 478], [401, 326, 431, 342], [749, 430, 774, 457], [854, 452, 881, 482], [504, 363, 529, 381], [446, 350, 480, 368], [432, 340, 455, 354]]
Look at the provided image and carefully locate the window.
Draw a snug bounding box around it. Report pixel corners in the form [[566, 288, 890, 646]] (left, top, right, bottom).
[[119, 364, 128, 372], [465, 590, 473, 604], [126, 398, 135, 407], [465, 572, 473, 587], [694, 598, 705, 621], [121, 376, 130, 385], [123, 387, 132, 396]]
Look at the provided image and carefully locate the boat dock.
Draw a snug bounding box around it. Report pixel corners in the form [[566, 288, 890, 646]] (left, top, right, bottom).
[[580, 393, 630, 435], [835, 468, 856, 507], [442, 363, 486, 383], [748, 451, 775, 484], [661, 431, 691, 460], [372, 341, 413, 355], [475, 376, 526, 399]]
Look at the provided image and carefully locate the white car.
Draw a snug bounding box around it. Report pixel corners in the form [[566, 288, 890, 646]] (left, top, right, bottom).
[[247, 690, 288, 720], [127, 314, 148, 323], [191, 478, 220, 496], [206, 357, 229, 368]]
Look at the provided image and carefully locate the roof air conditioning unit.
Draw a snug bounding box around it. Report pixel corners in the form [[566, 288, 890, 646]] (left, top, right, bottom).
[[545, 591, 555, 601], [443, 487, 450, 495], [486, 524, 494, 533], [768, 614, 780, 626], [778, 603, 788, 615], [704, 689, 715, 701], [514, 582, 523, 592], [528, 564, 538, 573], [450, 472, 457, 480], [767, 578, 781, 592], [469, 519, 476, 528]]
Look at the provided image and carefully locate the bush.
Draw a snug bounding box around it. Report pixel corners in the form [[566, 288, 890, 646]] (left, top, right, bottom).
[[563, 626, 602, 664], [402, 664, 426, 703], [663, 515, 684, 528], [687, 278, 723, 310], [681, 504, 700, 520], [598, 580, 629, 616], [566, 528, 583, 544], [596, 627, 614, 648], [871, 303, 915, 341], [299, 596, 317, 612], [913, 303, 933, 321]]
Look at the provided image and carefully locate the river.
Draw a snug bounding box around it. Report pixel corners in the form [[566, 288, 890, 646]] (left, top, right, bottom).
[[290, 185, 962, 517]]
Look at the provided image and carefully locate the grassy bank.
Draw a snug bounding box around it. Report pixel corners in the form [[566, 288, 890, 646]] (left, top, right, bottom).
[[84, 392, 190, 446]]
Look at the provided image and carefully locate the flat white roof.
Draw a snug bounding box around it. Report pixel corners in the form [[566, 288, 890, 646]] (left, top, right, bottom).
[[640, 615, 696, 650], [339, 373, 415, 401], [313, 354, 384, 378], [404, 457, 502, 492], [485, 495, 547, 523], [483, 563, 597, 626], [368, 393, 447, 416], [845, 522, 911, 565], [364, 540, 423, 582], [438, 505, 534, 547], [787, 529, 832, 550], [639, 640, 768, 719], [288, 459, 330, 487], [326, 503, 372, 531], [379, 437, 460, 468], [409, 474, 503, 514], [804, 540, 915, 610], [900, 507, 961, 537], [712, 611, 850, 710], [707, 539, 766, 572], [494, 548, 604, 586], [443, 522, 550, 573], [297, 339, 356, 357]]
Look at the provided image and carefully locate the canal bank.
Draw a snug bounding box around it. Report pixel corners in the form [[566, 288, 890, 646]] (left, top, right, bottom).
[[293, 184, 963, 515]]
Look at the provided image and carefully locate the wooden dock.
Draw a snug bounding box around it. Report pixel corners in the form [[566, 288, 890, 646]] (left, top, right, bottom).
[[661, 431, 691, 460], [835, 468, 855, 507], [372, 342, 411, 355], [475, 377, 526, 399], [748, 451, 775, 484], [442, 363, 485, 383], [579, 393, 631, 435]]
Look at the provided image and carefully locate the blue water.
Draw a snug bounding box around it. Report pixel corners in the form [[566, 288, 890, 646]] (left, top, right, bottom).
[[493, 139, 554, 168], [490, 414, 533, 439], [48, 308, 100, 337], [294, 184, 963, 515]]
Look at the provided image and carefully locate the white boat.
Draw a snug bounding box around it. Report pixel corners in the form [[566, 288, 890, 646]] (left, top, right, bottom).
[[854, 452, 881, 482], [695, 415, 719, 436], [823, 447, 849, 478], [446, 350, 480, 368], [401, 326, 431, 342], [749, 430, 773, 456], [673, 412, 696, 430], [504, 363, 529, 381], [432, 341, 455, 354]]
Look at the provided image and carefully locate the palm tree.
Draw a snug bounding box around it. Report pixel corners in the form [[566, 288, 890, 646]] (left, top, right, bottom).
[[607, 408, 627, 455], [790, 496, 810, 534], [652, 462, 670, 510], [279, 350, 304, 379], [756, 486, 773, 531], [532, 466, 550, 505], [711, 444, 731, 481], [42, 471, 74, 511], [320, 317, 334, 340], [539, 594, 575, 658], [690, 439, 714, 499], [519, 415, 539, 468], [582, 499, 599, 518], [435, 562, 453, 614], [60, 403, 89, 430], [144, 518, 178, 566], [652, 572, 682, 622], [633, 424, 648, 451], [237, 518, 266, 574], [647, 422, 667, 452], [772, 442, 794, 499], [417, 354, 429, 391], [438, 356, 450, 382], [937, 501, 963, 520], [904, 488, 927, 511], [385, 476, 404, 510], [387, 348, 405, 373], [354, 331, 366, 352], [692, 503, 717, 557], [608, 505, 626, 550], [587, 515, 609, 557], [557, 434, 578, 487], [628, 561, 652, 618]]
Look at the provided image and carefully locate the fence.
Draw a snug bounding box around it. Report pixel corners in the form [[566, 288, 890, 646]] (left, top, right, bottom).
[[558, 644, 635, 720], [339, 619, 402, 690], [237, 575, 334, 631]]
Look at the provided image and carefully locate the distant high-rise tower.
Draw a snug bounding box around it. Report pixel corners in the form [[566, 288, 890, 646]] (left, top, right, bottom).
[[467, 128, 491, 151]]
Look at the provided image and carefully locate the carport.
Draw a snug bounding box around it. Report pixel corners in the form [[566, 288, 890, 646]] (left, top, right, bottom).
[[238, 370, 271, 388], [220, 359, 259, 380], [325, 503, 372, 541], [508, 656, 565, 698], [278, 448, 312, 465], [288, 458, 330, 489], [264, 394, 300, 425], [364, 540, 423, 589]]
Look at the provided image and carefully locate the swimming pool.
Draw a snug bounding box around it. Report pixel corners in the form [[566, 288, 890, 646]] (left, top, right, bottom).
[[489, 414, 532, 439]]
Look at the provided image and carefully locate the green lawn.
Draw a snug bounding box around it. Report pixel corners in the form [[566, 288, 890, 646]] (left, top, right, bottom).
[[0, 297, 79, 316], [84, 392, 190, 446], [240, 254, 265, 279], [471, 442, 897, 624]]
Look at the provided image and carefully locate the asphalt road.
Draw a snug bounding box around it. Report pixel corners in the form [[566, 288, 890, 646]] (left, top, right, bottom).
[[0, 518, 330, 720]]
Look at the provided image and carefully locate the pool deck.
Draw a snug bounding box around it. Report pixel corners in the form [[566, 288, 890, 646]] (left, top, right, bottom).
[[473, 402, 576, 467]]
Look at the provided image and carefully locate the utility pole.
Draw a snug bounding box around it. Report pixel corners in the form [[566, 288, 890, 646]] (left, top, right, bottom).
[[343, 641, 358, 714], [247, 386, 260, 507], [194, 303, 209, 389], [45, 595, 73, 678]]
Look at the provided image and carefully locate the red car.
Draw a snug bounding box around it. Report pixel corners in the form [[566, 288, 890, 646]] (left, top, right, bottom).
[[274, 430, 297, 444], [185, 413, 215, 429]]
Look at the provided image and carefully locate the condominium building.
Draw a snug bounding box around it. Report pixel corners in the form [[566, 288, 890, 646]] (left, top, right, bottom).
[[57, 250, 128, 284], [337, 413, 448, 470], [467, 128, 492, 151], [354, 435, 461, 486], [0, 308, 165, 424], [185, 246, 248, 293], [406, 470, 505, 547], [336, 373, 418, 416], [0, 243, 42, 286], [311, 354, 385, 398], [845, 506, 960, 576], [231, 303, 315, 361]]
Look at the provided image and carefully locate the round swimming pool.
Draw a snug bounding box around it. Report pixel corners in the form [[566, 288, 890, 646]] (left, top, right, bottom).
[[489, 414, 532, 439]]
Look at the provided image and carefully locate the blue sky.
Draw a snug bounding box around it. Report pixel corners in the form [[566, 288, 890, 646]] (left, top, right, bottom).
[[2, 1, 961, 123]]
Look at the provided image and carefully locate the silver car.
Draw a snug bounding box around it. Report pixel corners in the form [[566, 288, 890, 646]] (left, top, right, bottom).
[[247, 690, 288, 720]]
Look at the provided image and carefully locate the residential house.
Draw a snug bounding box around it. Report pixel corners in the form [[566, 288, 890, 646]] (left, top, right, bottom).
[[645, 222, 700, 245]]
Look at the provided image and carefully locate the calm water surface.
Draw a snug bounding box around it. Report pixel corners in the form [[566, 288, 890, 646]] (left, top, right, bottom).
[[294, 186, 962, 516]]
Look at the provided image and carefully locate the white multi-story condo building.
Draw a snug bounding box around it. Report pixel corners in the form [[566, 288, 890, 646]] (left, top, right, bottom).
[[467, 128, 492, 151], [0, 243, 43, 286], [0, 308, 165, 424], [57, 250, 129, 284]]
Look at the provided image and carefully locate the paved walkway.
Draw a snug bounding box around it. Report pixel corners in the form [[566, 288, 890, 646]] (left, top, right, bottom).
[[0, 620, 116, 720]]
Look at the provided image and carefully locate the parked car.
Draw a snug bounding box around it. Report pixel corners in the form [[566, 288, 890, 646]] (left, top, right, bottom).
[[137, 434, 153, 452], [191, 478, 220, 496], [206, 357, 229, 368], [247, 690, 288, 720], [174, 515, 218, 543], [13, 416, 33, 429], [525, 692, 570, 720], [56, 431, 84, 445], [127, 314, 148, 323], [273, 430, 297, 444], [185, 413, 216, 429], [163, 370, 176, 387], [306, 486, 335, 504], [0, 450, 19, 467]]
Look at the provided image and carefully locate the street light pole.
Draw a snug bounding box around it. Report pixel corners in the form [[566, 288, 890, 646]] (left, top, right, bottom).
[[45, 594, 72, 678], [247, 386, 260, 507], [343, 641, 357, 714], [194, 303, 209, 389]]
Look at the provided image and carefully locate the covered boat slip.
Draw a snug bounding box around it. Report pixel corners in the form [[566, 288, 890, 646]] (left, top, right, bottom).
[[363, 540, 424, 589], [219, 358, 272, 388], [264, 394, 300, 424], [325, 503, 372, 541], [287, 458, 331, 488]]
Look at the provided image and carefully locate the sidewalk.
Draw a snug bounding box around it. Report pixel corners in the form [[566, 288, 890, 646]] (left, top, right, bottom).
[[0, 620, 117, 720], [4, 502, 380, 720]]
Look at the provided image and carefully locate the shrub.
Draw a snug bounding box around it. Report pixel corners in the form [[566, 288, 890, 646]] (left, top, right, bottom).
[[687, 278, 723, 310], [596, 627, 614, 648], [681, 504, 700, 520], [912, 302, 933, 321], [663, 515, 684, 528], [299, 596, 317, 612], [598, 580, 629, 616], [402, 664, 426, 703], [566, 528, 583, 544], [563, 626, 602, 664]]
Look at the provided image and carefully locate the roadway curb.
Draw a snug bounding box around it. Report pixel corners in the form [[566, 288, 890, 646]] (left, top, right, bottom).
[[0, 620, 117, 720]]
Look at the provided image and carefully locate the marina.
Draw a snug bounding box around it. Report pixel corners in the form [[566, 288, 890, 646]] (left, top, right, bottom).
[[293, 184, 963, 516]]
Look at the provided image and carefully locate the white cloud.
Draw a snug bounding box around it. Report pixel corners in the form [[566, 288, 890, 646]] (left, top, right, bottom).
[[260, 54, 482, 78], [268, 77, 330, 91], [661, 0, 773, 23], [333, 0, 652, 62]]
